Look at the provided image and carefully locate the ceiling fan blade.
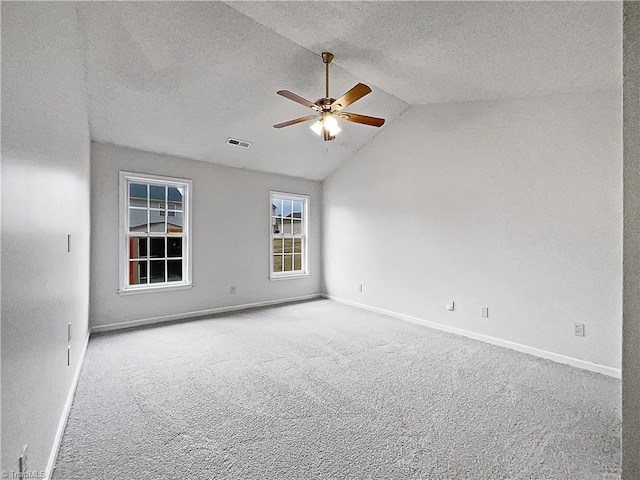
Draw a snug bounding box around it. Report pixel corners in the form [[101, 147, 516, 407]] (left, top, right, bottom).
[[277, 90, 321, 111], [337, 112, 385, 127], [330, 83, 372, 111], [273, 115, 319, 129]]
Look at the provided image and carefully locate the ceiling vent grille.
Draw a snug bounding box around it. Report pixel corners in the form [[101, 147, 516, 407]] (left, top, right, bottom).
[[226, 137, 252, 149]]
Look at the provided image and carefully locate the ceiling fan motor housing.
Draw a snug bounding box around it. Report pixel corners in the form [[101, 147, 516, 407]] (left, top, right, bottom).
[[316, 98, 337, 110]]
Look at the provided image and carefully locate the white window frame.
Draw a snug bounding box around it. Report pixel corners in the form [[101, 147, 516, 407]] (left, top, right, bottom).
[[118, 171, 193, 295], [269, 191, 310, 280]]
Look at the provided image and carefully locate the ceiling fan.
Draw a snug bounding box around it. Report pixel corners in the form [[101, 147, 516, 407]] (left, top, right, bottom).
[[273, 52, 385, 141]]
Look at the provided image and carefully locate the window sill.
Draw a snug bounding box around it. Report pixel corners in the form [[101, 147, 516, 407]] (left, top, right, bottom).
[[269, 273, 311, 281], [118, 283, 193, 296]]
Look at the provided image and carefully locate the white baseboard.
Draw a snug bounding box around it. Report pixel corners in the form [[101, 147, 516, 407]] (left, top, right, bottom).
[[45, 330, 91, 480], [91, 293, 323, 334], [323, 294, 621, 379]]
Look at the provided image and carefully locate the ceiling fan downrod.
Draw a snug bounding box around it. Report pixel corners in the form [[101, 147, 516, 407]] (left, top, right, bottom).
[[322, 52, 334, 99]]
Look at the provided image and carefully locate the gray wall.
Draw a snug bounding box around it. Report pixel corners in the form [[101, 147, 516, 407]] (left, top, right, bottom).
[[1, 2, 91, 476], [623, 2, 640, 478], [323, 90, 623, 370], [90, 143, 322, 328]]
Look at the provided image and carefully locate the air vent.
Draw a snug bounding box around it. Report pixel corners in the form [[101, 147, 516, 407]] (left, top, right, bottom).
[[226, 137, 252, 149]]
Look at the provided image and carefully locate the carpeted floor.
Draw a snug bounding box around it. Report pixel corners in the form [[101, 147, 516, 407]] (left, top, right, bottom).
[[53, 299, 621, 480]]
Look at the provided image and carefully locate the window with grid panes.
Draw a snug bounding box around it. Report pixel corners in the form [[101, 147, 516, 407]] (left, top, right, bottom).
[[119, 172, 192, 294], [270, 192, 309, 279]]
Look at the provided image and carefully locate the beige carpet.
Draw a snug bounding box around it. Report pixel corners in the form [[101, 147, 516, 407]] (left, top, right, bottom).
[[53, 299, 621, 479]]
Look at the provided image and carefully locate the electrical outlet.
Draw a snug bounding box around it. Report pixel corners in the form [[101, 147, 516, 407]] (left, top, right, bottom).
[[574, 322, 585, 337], [358, 284, 363, 293], [481, 307, 489, 318], [19, 444, 27, 478], [230, 286, 236, 295], [447, 301, 455, 311]]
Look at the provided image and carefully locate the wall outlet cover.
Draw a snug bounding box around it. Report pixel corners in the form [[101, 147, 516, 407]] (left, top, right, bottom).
[[230, 286, 236, 294], [574, 322, 585, 337], [447, 301, 455, 311], [481, 307, 489, 318]]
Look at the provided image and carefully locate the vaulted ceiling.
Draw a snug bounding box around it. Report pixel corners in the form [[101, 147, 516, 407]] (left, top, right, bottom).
[[76, 1, 621, 181]]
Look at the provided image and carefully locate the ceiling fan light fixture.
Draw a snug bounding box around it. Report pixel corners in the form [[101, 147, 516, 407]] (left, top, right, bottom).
[[310, 119, 324, 136], [310, 116, 341, 137], [324, 115, 341, 136]]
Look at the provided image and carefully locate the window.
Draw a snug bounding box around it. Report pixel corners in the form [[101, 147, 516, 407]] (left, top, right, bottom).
[[119, 172, 192, 294], [270, 192, 309, 279]]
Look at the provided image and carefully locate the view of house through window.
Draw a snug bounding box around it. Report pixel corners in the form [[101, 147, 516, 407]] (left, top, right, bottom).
[[121, 172, 191, 292], [271, 192, 309, 277]]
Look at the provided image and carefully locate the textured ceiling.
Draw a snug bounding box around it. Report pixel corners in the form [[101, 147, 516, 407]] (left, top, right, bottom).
[[228, 1, 622, 105], [76, 1, 621, 181]]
